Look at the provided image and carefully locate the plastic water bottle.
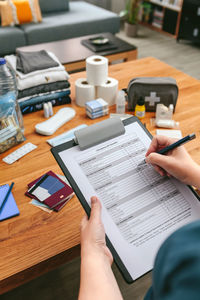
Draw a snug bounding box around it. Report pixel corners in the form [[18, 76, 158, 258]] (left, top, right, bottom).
[[0, 57, 24, 131], [116, 90, 126, 114]]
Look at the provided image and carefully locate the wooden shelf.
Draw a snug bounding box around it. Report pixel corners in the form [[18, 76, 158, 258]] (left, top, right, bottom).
[[150, 0, 181, 12], [139, 21, 176, 37], [140, 0, 183, 37]]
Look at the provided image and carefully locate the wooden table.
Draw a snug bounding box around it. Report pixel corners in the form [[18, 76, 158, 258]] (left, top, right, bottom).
[[17, 33, 137, 73], [1, 57, 200, 294]]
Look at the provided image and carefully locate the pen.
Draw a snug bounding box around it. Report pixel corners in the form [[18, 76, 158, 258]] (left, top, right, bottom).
[[0, 182, 14, 213], [157, 133, 196, 155]]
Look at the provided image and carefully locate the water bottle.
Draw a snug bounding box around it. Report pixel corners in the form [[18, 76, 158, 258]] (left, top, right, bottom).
[[0, 58, 25, 153], [0, 57, 24, 131]]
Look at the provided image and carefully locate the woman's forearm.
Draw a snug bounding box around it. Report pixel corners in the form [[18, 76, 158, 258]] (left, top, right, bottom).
[[187, 164, 200, 190], [79, 253, 123, 300]]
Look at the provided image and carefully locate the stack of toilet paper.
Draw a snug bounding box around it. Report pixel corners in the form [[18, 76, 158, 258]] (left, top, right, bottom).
[[75, 55, 118, 107]]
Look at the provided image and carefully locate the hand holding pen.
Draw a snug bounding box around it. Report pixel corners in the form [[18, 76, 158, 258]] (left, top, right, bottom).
[[155, 134, 196, 155], [145, 134, 200, 188]]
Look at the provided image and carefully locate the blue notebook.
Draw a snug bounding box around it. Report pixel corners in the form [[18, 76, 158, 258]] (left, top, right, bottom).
[[0, 184, 20, 221]]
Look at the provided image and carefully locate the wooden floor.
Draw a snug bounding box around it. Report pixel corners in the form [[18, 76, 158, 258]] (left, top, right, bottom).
[[2, 26, 200, 300], [117, 25, 200, 80], [1, 257, 152, 300]]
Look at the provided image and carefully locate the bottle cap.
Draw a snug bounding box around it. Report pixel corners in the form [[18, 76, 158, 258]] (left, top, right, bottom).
[[137, 97, 145, 106], [0, 58, 6, 65]]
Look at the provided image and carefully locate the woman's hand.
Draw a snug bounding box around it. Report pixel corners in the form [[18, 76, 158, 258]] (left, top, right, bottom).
[[79, 197, 123, 300], [145, 135, 200, 188], [80, 196, 113, 265]]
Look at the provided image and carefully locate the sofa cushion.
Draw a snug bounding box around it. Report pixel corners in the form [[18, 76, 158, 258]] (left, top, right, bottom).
[[21, 1, 120, 45], [0, 26, 26, 55], [39, 0, 69, 13]]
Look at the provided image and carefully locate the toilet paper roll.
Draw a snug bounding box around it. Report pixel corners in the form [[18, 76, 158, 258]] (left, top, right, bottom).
[[75, 78, 96, 107], [86, 55, 108, 86], [96, 77, 119, 106]]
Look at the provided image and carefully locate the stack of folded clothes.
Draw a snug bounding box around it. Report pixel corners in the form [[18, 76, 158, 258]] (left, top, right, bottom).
[[5, 50, 71, 114]]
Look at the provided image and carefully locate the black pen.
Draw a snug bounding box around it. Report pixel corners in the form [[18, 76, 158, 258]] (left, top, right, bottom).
[[157, 133, 196, 155], [0, 182, 14, 213]]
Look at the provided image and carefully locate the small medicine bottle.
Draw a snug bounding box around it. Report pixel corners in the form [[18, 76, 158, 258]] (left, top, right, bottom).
[[135, 97, 145, 120], [116, 90, 126, 114]]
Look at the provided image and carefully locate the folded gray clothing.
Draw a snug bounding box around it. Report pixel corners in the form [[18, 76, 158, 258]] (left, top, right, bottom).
[[17, 80, 70, 99], [16, 50, 59, 74]]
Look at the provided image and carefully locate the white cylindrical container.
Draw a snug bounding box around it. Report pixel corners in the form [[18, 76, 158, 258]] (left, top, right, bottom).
[[75, 78, 95, 107], [86, 55, 108, 86], [96, 77, 118, 106], [156, 119, 179, 128]]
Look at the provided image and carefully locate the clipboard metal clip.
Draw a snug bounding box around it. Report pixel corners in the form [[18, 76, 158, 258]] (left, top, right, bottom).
[[74, 118, 125, 150]]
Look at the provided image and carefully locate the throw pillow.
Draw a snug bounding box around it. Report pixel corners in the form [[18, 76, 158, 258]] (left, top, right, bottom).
[[0, 0, 42, 26], [13, 0, 42, 24], [39, 0, 69, 14], [13, 0, 33, 23], [0, 1, 15, 26]]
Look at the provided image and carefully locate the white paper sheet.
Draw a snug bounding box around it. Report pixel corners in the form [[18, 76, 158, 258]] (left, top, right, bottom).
[[156, 129, 182, 139], [59, 122, 200, 280]]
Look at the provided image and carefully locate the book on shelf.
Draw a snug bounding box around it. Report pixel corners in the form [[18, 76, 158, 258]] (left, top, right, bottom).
[[152, 8, 164, 29]]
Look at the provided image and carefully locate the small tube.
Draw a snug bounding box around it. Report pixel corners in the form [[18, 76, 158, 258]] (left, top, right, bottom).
[[156, 119, 179, 129]]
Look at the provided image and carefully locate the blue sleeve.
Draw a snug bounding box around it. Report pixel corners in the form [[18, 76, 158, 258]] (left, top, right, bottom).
[[144, 220, 200, 300]]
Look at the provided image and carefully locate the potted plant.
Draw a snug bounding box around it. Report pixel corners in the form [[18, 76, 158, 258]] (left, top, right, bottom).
[[120, 0, 141, 37]]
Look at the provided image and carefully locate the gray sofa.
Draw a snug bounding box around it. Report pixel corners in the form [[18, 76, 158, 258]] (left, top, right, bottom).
[[0, 0, 120, 56]]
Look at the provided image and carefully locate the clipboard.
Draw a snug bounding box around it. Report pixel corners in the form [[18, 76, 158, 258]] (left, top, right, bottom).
[[51, 116, 200, 283]]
